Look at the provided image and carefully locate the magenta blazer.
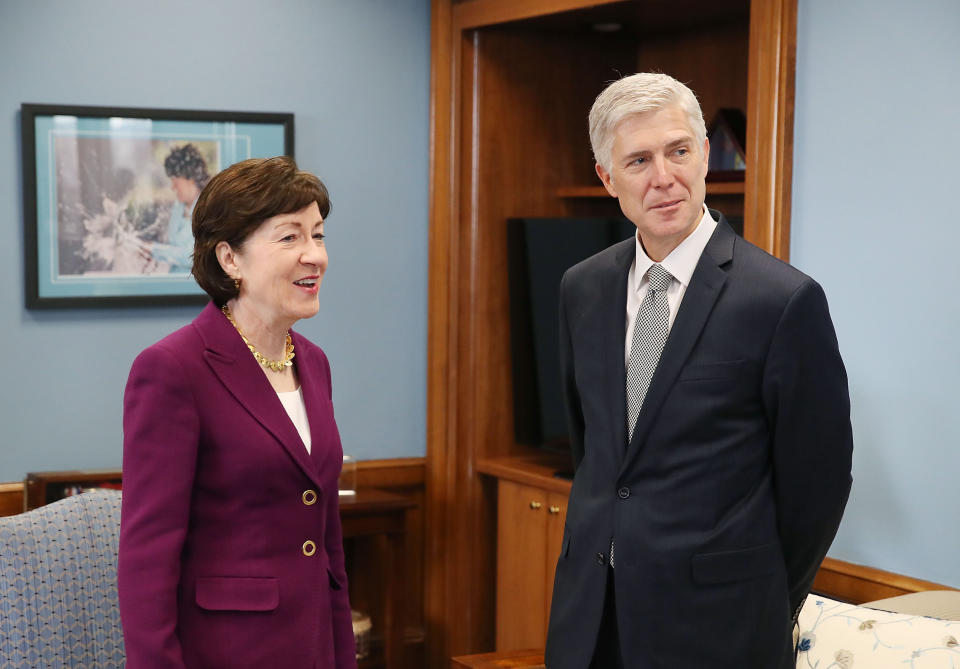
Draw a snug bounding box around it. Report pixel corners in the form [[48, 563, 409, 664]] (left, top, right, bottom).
[[118, 302, 356, 669]]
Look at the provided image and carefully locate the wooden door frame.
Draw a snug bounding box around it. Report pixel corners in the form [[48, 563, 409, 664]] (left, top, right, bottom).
[[425, 1, 798, 666]]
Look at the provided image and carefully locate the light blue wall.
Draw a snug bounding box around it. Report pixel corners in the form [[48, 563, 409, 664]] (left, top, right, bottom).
[[5, 0, 955, 590], [793, 0, 960, 586], [0, 0, 430, 478]]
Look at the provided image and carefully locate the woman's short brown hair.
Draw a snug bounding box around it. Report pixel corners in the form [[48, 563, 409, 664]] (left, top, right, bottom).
[[191, 156, 330, 305]]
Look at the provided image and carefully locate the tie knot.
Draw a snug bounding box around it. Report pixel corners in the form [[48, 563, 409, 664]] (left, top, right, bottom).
[[646, 264, 672, 292]]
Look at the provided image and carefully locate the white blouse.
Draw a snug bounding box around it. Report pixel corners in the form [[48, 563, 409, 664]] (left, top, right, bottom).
[[276, 387, 312, 454]]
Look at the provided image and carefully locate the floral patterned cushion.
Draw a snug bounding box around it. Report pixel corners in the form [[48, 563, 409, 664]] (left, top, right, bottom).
[[796, 593, 960, 668]]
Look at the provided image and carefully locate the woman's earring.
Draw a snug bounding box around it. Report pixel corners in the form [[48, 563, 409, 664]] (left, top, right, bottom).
[[234, 277, 241, 292]]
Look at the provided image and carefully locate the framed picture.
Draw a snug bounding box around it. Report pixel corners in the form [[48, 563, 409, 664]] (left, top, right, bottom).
[[21, 104, 294, 308]]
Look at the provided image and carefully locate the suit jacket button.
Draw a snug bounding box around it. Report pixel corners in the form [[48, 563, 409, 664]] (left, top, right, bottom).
[[617, 486, 631, 499], [302, 540, 317, 556], [302, 489, 318, 505], [596, 552, 606, 565]]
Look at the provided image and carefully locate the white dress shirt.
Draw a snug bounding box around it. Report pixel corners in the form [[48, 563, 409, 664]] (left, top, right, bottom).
[[624, 207, 718, 366]]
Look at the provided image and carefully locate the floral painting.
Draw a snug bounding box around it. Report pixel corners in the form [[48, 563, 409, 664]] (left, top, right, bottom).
[[22, 104, 292, 308], [55, 137, 219, 277]]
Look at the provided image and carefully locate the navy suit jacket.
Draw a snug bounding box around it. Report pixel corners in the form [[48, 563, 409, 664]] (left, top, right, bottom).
[[544, 215, 853, 668]]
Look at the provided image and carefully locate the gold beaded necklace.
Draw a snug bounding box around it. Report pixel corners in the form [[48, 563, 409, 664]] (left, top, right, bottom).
[[221, 304, 295, 373]]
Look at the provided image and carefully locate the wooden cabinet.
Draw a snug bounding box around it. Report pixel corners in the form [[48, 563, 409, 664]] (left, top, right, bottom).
[[0, 482, 25, 517], [479, 454, 572, 651], [495, 480, 568, 650], [495, 480, 549, 650], [426, 1, 799, 665], [24, 469, 122, 511], [339, 488, 417, 669]]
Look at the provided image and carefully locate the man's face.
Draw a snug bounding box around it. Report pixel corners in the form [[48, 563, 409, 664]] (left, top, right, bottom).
[[596, 105, 709, 262]]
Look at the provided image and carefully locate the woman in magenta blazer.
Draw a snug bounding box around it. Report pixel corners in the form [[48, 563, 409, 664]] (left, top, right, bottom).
[[118, 157, 356, 668]]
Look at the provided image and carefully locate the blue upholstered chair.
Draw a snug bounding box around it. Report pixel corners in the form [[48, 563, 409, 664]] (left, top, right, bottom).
[[0, 490, 125, 668]]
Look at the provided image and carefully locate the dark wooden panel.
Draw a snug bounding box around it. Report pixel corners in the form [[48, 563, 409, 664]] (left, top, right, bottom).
[[634, 20, 750, 134], [352, 459, 426, 669], [23, 469, 122, 510], [453, 0, 623, 29], [0, 482, 24, 517], [744, 0, 797, 259], [433, 24, 638, 662], [425, 0, 460, 664], [465, 26, 636, 466]]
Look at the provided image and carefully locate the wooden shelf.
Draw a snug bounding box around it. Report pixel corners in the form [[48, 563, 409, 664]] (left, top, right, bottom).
[[556, 179, 745, 199], [451, 648, 545, 668], [476, 452, 573, 495], [705, 179, 746, 195], [554, 185, 609, 198]]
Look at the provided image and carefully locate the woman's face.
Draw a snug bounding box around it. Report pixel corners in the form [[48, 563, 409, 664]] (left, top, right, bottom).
[[230, 201, 327, 330], [170, 176, 200, 204]]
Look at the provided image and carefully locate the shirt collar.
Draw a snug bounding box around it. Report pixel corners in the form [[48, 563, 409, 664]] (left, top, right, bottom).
[[633, 206, 717, 292]]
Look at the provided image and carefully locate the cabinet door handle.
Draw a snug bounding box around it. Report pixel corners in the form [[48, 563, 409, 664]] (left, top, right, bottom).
[[529, 501, 542, 510], [548, 505, 561, 514]]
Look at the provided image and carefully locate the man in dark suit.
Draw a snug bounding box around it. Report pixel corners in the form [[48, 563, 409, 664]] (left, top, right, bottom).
[[544, 73, 853, 668]]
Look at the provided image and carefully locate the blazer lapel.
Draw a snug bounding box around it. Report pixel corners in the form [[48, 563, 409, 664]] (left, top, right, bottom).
[[194, 303, 323, 490], [292, 333, 342, 485], [621, 216, 736, 471], [597, 238, 635, 461]]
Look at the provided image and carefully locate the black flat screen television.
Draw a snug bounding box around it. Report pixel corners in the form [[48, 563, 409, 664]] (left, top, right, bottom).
[[506, 217, 637, 451]]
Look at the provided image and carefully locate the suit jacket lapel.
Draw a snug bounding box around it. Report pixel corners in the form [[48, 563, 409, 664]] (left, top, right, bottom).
[[194, 302, 323, 490], [599, 239, 635, 461], [621, 216, 736, 472]]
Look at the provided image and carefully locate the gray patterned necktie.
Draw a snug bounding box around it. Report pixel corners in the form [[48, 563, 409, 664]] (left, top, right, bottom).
[[612, 264, 672, 569], [626, 263, 673, 441]]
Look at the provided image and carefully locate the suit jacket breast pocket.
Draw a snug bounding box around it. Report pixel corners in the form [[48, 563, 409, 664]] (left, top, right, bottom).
[[677, 359, 756, 383], [195, 576, 280, 612]]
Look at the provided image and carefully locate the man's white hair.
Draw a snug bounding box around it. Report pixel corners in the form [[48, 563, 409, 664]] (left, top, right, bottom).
[[589, 72, 707, 172]]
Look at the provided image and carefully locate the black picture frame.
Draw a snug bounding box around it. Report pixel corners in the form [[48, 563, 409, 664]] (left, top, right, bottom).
[[21, 103, 294, 309]]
